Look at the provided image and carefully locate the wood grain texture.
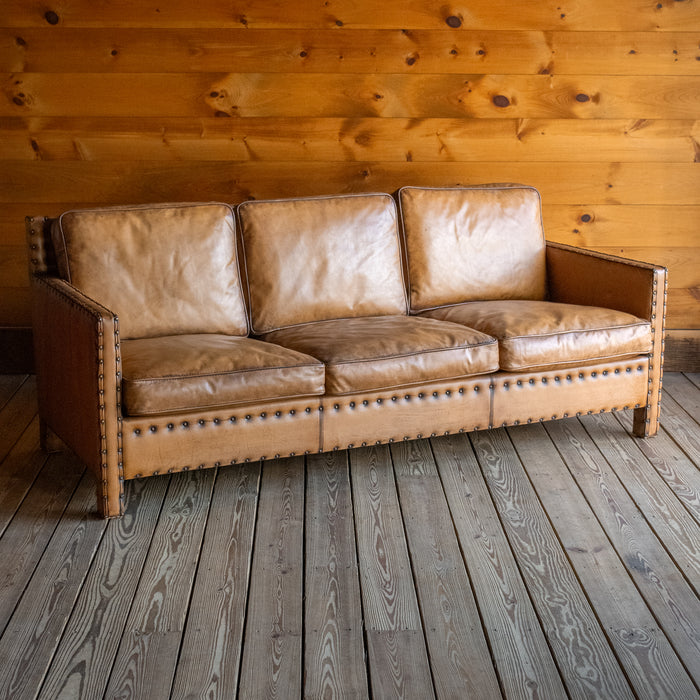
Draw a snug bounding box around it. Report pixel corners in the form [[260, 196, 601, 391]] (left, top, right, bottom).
[[545, 417, 700, 682], [170, 464, 260, 700], [3, 73, 699, 119], [4, 29, 698, 76], [390, 439, 502, 699], [580, 412, 700, 592], [3, 0, 698, 30], [350, 445, 435, 698], [0, 375, 36, 462], [0, 472, 106, 700], [616, 409, 700, 525], [238, 457, 304, 699], [509, 421, 699, 699], [664, 371, 700, 422], [3, 117, 698, 162], [431, 433, 568, 699], [0, 417, 46, 536], [304, 451, 368, 699], [0, 453, 84, 635], [470, 429, 634, 700], [37, 476, 169, 700], [103, 470, 215, 700], [3, 161, 698, 205], [1, 0, 698, 331]]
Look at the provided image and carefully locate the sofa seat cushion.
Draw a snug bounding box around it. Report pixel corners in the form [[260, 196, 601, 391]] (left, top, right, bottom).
[[419, 300, 652, 372], [260, 316, 498, 395], [121, 334, 325, 416]]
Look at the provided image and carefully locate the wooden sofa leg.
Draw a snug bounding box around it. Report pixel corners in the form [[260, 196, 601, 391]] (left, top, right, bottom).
[[633, 405, 659, 438], [39, 418, 64, 453]]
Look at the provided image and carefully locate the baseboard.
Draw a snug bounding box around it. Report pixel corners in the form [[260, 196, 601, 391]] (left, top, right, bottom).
[[1, 327, 698, 375], [664, 330, 700, 373], [0, 328, 34, 374]]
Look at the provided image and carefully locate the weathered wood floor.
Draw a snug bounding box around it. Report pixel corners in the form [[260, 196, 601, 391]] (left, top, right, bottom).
[[0, 373, 698, 699]]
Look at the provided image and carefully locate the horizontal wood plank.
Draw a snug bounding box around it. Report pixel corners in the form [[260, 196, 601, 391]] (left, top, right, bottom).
[[1, 161, 697, 205], [2, 72, 698, 121], [3, 73, 699, 119], [4, 29, 699, 75], [3, 0, 697, 30], [543, 204, 700, 248], [2, 117, 697, 162]]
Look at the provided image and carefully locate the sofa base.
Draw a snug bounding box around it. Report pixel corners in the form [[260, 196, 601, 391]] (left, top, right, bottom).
[[117, 356, 651, 486]]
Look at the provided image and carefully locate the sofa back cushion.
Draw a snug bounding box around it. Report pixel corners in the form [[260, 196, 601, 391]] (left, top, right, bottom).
[[398, 185, 547, 312], [52, 202, 248, 339], [238, 193, 408, 333]]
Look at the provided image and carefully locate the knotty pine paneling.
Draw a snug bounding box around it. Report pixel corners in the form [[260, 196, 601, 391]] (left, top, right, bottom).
[[0, 0, 699, 371]]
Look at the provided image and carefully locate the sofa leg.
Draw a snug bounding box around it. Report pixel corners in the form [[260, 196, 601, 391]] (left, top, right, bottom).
[[632, 406, 659, 438], [39, 418, 64, 453], [96, 478, 125, 518]]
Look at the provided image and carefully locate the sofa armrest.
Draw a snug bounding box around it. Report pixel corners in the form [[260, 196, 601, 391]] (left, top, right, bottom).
[[546, 241, 666, 320], [31, 275, 124, 516], [546, 241, 667, 437]]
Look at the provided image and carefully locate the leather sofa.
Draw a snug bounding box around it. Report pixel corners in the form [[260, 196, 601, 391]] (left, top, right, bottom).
[[25, 185, 666, 518]]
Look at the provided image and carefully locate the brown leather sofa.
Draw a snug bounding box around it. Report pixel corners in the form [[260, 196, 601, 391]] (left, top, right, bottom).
[[26, 185, 666, 518]]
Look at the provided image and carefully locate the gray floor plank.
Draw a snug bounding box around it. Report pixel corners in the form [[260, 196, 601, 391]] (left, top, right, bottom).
[[391, 439, 502, 700], [512, 421, 699, 699], [0, 417, 48, 536], [37, 477, 169, 700], [432, 433, 567, 700], [170, 464, 260, 700], [305, 451, 369, 700], [103, 470, 215, 700], [351, 445, 435, 699], [470, 428, 634, 700], [238, 457, 305, 700], [0, 472, 107, 700]]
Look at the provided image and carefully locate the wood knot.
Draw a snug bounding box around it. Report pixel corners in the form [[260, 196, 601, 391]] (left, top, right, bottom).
[[44, 10, 59, 25], [445, 15, 462, 28], [492, 95, 510, 108]]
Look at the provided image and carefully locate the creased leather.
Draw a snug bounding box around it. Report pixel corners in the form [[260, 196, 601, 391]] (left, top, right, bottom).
[[238, 193, 408, 333], [121, 334, 324, 415], [420, 300, 651, 372], [399, 185, 546, 311], [53, 202, 248, 339], [261, 315, 498, 395]]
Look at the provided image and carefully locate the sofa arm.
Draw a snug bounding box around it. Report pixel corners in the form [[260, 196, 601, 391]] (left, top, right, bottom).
[[546, 241, 667, 437], [31, 275, 124, 517]]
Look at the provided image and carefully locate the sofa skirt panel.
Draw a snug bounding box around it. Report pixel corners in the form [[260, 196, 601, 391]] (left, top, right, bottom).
[[490, 357, 649, 428], [320, 375, 493, 451], [121, 395, 323, 479]]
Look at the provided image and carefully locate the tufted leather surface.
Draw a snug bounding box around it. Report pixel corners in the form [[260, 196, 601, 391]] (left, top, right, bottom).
[[238, 193, 408, 333], [261, 315, 498, 395], [399, 185, 547, 311], [420, 299, 651, 372], [121, 333, 324, 415], [52, 202, 248, 339]]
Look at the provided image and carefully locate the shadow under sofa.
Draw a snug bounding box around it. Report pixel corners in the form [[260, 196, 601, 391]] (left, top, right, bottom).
[[26, 184, 666, 518]]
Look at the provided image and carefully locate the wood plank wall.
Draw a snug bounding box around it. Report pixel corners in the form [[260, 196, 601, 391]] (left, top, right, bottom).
[[1, 0, 699, 369]]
